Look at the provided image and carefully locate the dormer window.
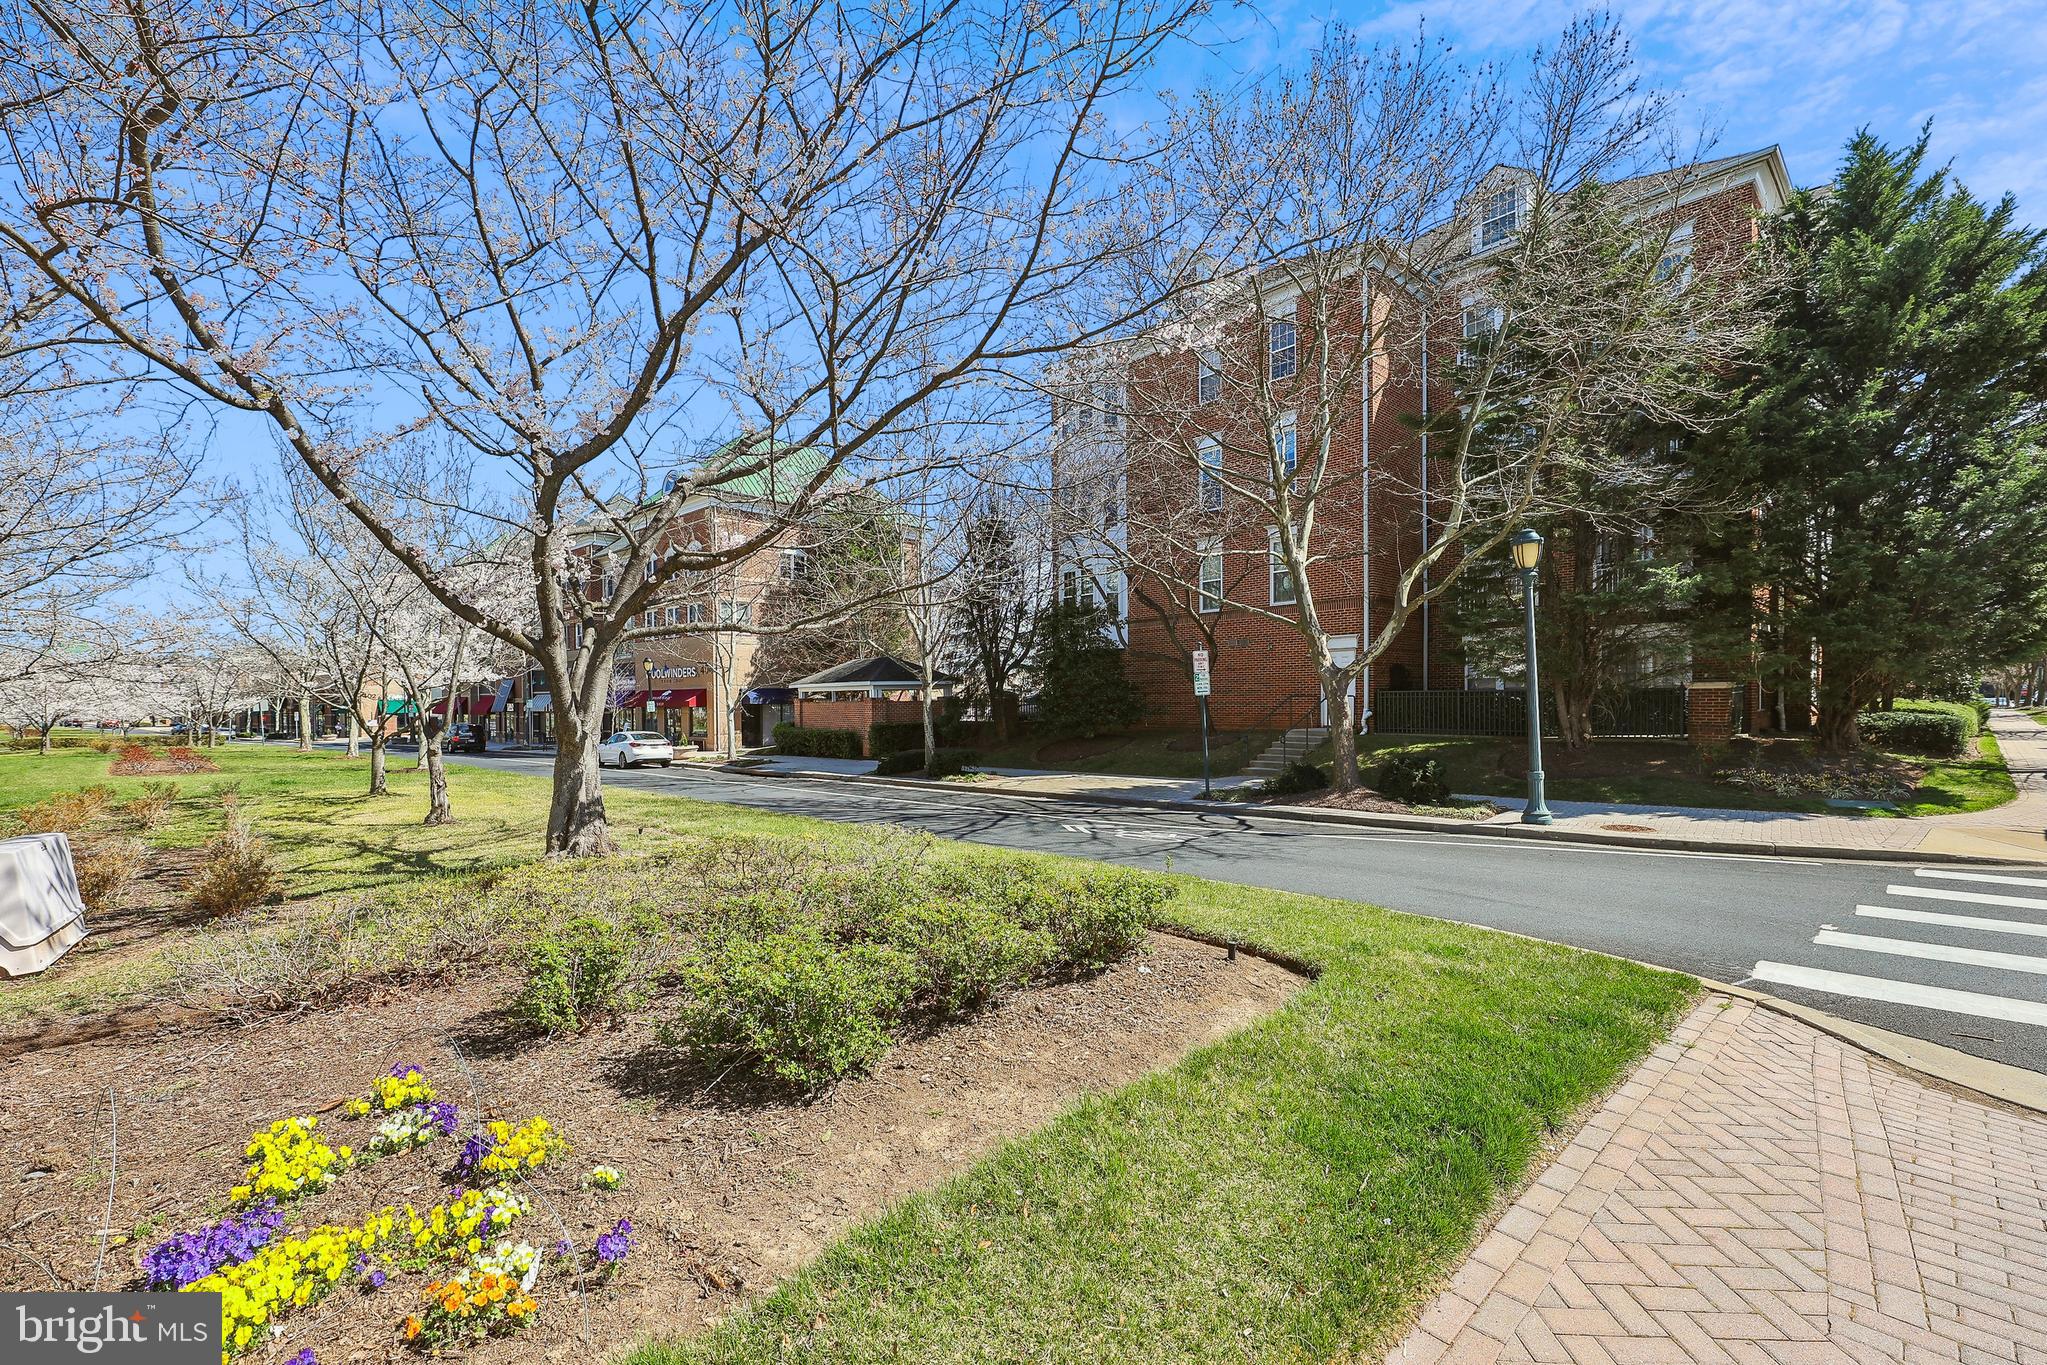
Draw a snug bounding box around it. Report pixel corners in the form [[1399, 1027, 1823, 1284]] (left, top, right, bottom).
[[1479, 188, 1519, 249]]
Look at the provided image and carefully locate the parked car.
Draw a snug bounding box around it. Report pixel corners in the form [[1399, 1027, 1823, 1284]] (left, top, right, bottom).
[[596, 730, 674, 768], [447, 723, 488, 754]]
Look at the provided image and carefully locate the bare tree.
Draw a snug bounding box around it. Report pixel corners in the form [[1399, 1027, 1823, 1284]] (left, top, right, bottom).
[[0, 0, 1215, 854], [1060, 19, 1767, 788]]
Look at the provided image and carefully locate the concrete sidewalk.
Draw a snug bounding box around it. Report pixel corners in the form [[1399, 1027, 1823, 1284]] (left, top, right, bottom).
[[1389, 993, 2047, 1365], [750, 710, 2047, 863]]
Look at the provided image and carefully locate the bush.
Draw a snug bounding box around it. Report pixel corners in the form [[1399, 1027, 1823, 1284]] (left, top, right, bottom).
[[925, 748, 973, 779], [1858, 707, 1968, 757], [772, 723, 863, 759], [516, 915, 638, 1033], [672, 926, 915, 1090], [186, 813, 278, 915], [873, 903, 1056, 1015], [72, 835, 146, 911], [1263, 760, 1329, 796], [868, 721, 927, 756], [955, 861, 1166, 971], [1896, 698, 1981, 739], [121, 780, 181, 831], [11, 786, 116, 834], [872, 749, 923, 775], [1375, 753, 1452, 804], [1033, 601, 1143, 738]]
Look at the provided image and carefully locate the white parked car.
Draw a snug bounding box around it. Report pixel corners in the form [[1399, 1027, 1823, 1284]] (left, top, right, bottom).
[[597, 730, 675, 769]]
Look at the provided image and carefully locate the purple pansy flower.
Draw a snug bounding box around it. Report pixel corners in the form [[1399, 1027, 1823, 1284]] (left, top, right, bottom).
[[425, 1100, 459, 1136], [594, 1218, 634, 1266], [285, 1350, 316, 1365], [141, 1201, 283, 1289]]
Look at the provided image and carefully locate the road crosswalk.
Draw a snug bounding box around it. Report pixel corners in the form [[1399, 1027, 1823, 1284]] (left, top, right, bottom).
[[1749, 867, 2047, 1043]]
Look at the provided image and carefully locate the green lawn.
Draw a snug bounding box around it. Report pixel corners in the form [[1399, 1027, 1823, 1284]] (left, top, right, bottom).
[[969, 728, 1278, 780], [4, 743, 1694, 1364], [2028, 709, 2047, 728], [1305, 732, 2016, 817]]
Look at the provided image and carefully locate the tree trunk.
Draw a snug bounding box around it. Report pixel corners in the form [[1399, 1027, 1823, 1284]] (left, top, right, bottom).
[[368, 729, 389, 794], [39, 726, 52, 755], [1553, 675, 1596, 750], [545, 697, 614, 857], [297, 691, 312, 752], [346, 713, 361, 758], [422, 717, 453, 825], [1814, 682, 1865, 753], [1322, 665, 1361, 792], [921, 666, 938, 769]]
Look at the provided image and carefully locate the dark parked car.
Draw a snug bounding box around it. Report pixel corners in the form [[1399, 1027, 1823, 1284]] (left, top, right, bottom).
[[447, 723, 488, 754]]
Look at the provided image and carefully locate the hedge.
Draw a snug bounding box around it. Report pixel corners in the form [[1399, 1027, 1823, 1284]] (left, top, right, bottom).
[[1858, 707, 1969, 757], [772, 722, 863, 759], [1898, 698, 1982, 738], [872, 747, 975, 777], [868, 721, 929, 756]]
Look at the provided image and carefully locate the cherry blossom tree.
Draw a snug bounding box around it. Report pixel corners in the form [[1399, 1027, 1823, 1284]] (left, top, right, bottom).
[[0, 0, 1215, 855]]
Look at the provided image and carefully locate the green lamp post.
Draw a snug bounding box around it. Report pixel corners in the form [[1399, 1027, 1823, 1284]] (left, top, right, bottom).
[[1509, 528, 1553, 826]]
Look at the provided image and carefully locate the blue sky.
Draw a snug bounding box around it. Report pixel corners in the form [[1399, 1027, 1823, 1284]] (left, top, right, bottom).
[[1199, 0, 2046, 214]]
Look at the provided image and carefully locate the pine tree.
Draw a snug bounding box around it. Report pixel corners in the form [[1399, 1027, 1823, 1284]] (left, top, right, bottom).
[[1697, 129, 2047, 750]]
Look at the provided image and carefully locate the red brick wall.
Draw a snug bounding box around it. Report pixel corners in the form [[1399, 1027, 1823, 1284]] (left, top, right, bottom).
[[1686, 682, 1738, 744], [791, 695, 926, 754]]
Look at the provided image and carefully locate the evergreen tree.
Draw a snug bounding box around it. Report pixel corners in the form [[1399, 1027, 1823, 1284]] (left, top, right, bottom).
[[1696, 129, 2047, 750], [1032, 602, 1143, 738]]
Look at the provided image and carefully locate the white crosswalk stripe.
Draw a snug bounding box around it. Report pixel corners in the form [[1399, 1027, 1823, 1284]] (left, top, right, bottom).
[[1750, 866, 2047, 1039], [1856, 902, 2047, 938]]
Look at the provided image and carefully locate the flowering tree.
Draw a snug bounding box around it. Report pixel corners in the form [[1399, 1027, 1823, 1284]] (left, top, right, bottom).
[[0, 0, 1213, 854]]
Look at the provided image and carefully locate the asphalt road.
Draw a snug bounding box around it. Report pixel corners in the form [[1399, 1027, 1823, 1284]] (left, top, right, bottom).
[[399, 746, 2047, 1077]]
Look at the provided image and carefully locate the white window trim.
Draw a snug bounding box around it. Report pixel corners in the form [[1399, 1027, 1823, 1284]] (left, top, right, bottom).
[[1274, 415, 1297, 480], [1196, 353, 1221, 405], [1268, 531, 1297, 607], [1476, 185, 1522, 252], [1268, 318, 1296, 380], [1198, 543, 1223, 613], [1197, 438, 1223, 512]]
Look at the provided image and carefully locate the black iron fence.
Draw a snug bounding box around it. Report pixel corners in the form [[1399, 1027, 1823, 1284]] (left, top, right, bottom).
[[1370, 686, 1690, 739]]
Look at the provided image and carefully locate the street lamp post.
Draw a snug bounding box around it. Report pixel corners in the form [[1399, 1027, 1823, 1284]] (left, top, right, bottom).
[[1509, 529, 1553, 826]]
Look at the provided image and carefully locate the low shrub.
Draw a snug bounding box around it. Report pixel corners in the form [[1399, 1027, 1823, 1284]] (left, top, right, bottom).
[[1895, 698, 1981, 739], [187, 813, 278, 915], [867, 721, 928, 756], [73, 835, 146, 911], [1375, 753, 1452, 805], [516, 915, 641, 1033], [872, 749, 923, 775], [953, 861, 1165, 971], [121, 780, 181, 831], [925, 748, 973, 779], [771, 723, 862, 759], [873, 903, 1056, 1015], [672, 926, 915, 1090], [11, 785, 117, 834], [1858, 708, 1968, 757], [1263, 760, 1329, 796], [872, 747, 975, 778]]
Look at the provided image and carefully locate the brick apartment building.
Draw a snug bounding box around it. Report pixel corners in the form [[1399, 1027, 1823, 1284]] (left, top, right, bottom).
[[1056, 146, 1792, 740]]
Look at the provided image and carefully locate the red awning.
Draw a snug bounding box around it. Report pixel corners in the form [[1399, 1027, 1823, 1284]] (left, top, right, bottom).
[[615, 690, 650, 708], [651, 688, 707, 708], [428, 698, 450, 716], [472, 694, 500, 714]]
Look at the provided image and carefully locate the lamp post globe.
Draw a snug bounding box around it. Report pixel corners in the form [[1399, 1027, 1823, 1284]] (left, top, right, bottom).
[[1508, 528, 1553, 825]]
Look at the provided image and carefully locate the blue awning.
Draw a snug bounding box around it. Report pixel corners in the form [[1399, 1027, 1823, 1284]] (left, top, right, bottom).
[[744, 688, 795, 705]]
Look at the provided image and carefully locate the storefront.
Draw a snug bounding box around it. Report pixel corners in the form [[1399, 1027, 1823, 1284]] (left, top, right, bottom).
[[741, 687, 795, 747]]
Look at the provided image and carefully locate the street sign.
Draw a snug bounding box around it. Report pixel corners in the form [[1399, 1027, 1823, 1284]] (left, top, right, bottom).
[[1191, 649, 1209, 673], [1191, 648, 1211, 696], [1193, 673, 1211, 696]]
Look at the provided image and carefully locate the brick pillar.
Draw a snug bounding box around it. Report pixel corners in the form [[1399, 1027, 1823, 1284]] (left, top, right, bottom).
[[1686, 682, 1738, 744]]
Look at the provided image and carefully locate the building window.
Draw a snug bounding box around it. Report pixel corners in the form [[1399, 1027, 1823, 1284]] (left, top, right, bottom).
[[1479, 188, 1519, 249], [1655, 220, 1696, 291], [1268, 318, 1295, 380], [686, 602, 703, 625], [1197, 440, 1223, 511], [1197, 356, 1220, 405], [1460, 302, 1502, 366], [1101, 572, 1121, 619], [600, 574, 616, 599], [1198, 547, 1222, 612], [667, 605, 683, 626], [1269, 532, 1296, 606], [1274, 420, 1296, 479], [1060, 567, 1080, 609], [778, 547, 809, 582], [1096, 383, 1121, 429]]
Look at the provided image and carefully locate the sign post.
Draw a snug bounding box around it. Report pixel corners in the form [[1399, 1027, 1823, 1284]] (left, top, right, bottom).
[[1192, 649, 1213, 800]]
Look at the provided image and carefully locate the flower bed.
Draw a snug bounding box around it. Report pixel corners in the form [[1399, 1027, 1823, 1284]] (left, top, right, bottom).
[[127, 1065, 632, 1364], [110, 743, 220, 776]]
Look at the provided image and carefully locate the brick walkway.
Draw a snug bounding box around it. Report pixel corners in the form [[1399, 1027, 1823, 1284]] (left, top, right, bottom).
[[1388, 995, 2047, 1365]]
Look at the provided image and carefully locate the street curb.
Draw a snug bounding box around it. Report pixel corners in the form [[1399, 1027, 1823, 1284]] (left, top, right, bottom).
[[724, 765, 2043, 867]]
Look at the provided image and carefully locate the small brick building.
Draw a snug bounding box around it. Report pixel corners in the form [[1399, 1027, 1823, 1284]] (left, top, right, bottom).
[[790, 655, 957, 754]]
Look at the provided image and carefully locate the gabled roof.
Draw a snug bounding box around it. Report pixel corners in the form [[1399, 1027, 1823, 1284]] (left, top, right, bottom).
[[790, 654, 957, 688]]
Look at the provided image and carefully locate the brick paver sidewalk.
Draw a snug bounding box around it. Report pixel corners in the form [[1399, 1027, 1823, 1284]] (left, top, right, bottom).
[[1389, 995, 2047, 1365]]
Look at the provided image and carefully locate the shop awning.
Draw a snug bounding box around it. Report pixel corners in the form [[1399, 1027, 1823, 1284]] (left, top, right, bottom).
[[471, 694, 500, 715], [526, 694, 552, 713], [614, 690, 650, 708], [650, 687, 707, 708], [379, 698, 418, 717], [743, 687, 796, 705]]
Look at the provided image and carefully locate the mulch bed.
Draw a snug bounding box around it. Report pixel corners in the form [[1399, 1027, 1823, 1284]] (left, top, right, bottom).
[[0, 933, 1302, 1364], [1255, 788, 1501, 821]]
